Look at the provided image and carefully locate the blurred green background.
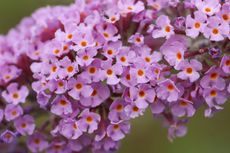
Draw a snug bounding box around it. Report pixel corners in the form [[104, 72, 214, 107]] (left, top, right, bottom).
[[0, 0, 230, 153]]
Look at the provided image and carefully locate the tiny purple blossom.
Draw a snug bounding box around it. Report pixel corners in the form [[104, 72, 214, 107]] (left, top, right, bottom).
[[203, 16, 229, 41], [195, 0, 221, 16], [0, 109, 3, 123], [100, 60, 123, 85], [50, 95, 73, 116], [2, 83, 29, 105], [171, 98, 196, 117], [152, 15, 174, 39], [118, 0, 145, 16], [185, 11, 207, 38], [150, 99, 165, 114], [202, 87, 227, 107], [220, 55, 230, 74], [129, 84, 156, 109], [200, 66, 226, 90], [156, 79, 180, 102], [27, 132, 49, 153], [67, 77, 93, 100], [4, 104, 23, 121], [0, 130, 16, 143], [108, 99, 128, 123], [78, 109, 101, 133], [58, 119, 83, 139], [14, 115, 35, 136], [80, 82, 110, 107], [107, 121, 130, 141], [177, 59, 202, 82]]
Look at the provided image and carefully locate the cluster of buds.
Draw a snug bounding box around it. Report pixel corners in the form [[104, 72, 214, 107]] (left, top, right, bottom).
[[0, 0, 229, 152]]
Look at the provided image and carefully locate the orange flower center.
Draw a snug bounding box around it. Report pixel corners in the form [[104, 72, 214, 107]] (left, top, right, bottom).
[[116, 104, 123, 112], [89, 67, 97, 74], [205, 7, 211, 13], [91, 89, 98, 96], [176, 52, 182, 60], [210, 90, 217, 97], [86, 116, 93, 123], [212, 28, 219, 35], [83, 55, 89, 61], [194, 22, 201, 29], [107, 49, 113, 55], [126, 74, 131, 80], [106, 69, 113, 76], [120, 56, 126, 62], [67, 34, 73, 39], [103, 32, 109, 38], [210, 73, 218, 80], [12, 93, 19, 99], [139, 90, 146, 98], [222, 14, 229, 21], [67, 66, 74, 73], [132, 106, 139, 112], [186, 67, 193, 74], [59, 100, 67, 106], [80, 41, 88, 47], [165, 26, 171, 32], [225, 60, 230, 66], [167, 84, 174, 91], [137, 69, 144, 76], [75, 83, 83, 90]]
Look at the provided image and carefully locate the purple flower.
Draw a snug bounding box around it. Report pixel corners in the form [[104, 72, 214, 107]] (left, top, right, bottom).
[[57, 119, 83, 139], [160, 35, 187, 68], [78, 109, 101, 133], [195, 0, 221, 16], [171, 98, 196, 117], [152, 15, 174, 39], [102, 41, 122, 59], [202, 87, 227, 107], [58, 56, 78, 79], [185, 11, 207, 38], [118, 0, 144, 16], [177, 59, 202, 82], [200, 66, 226, 90], [125, 103, 145, 119], [47, 140, 71, 153], [80, 82, 110, 107], [128, 33, 144, 46], [156, 79, 180, 102], [67, 77, 93, 100], [4, 104, 23, 121], [50, 95, 73, 116], [147, 0, 168, 11], [217, 3, 230, 23], [116, 47, 136, 67], [203, 16, 229, 41], [168, 124, 187, 141], [81, 59, 102, 83], [107, 121, 130, 141], [129, 84, 156, 109], [108, 99, 128, 123], [150, 99, 165, 114], [0, 130, 16, 143], [0, 65, 21, 84], [71, 30, 95, 51], [208, 47, 222, 58], [2, 83, 29, 105], [96, 23, 120, 42], [27, 132, 49, 153], [14, 115, 35, 136], [100, 60, 123, 85], [76, 49, 97, 67], [220, 55, 230, 74]]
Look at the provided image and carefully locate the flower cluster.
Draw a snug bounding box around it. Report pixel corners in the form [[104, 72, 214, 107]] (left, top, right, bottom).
[[0, 0, 229, 152]]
